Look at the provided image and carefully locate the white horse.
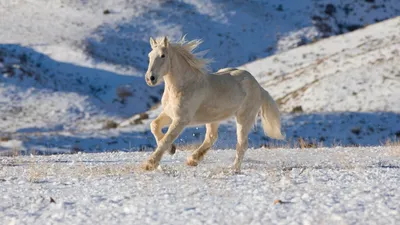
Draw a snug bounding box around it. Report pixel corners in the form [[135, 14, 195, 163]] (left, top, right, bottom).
[[142, 36, 284, 172]]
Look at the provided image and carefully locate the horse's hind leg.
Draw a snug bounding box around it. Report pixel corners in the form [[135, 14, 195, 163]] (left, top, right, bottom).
[[186, 122, 219, 166], [234, 107, 259, 173], [150, 112, 176, 154]]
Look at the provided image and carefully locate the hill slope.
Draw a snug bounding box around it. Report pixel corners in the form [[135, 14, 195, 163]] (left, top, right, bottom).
[[241, 16, 400, 113], [1, 0, 399, 72]]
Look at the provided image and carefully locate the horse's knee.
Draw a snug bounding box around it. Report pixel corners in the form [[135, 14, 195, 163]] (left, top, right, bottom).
[[150, 120, 158, 133]]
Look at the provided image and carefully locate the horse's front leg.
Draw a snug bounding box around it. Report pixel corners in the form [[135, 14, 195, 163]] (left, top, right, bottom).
[[142, 119, 188, 170], [150, 112, 176, 154]]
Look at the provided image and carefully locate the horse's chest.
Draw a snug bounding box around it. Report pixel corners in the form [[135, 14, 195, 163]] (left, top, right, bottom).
[[161, 90, 187, 118], [161, 90, 182, 107]]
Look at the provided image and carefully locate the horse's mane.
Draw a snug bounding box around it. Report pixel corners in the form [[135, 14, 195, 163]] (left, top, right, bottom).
[[157, 36, 211, 74]]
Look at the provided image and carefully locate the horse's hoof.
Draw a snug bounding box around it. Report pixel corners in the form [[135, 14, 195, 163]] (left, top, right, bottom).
[[186, 157, 198, 167], [231, 163, 242, 174], [169, 144, 176, 155], [233, 169, 242, 175], [141, 161, 158, 171]]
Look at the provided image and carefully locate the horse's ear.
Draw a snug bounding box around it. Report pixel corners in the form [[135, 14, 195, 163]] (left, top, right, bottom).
[[162, 36, 168, 48], [149, 37, 157, 49]]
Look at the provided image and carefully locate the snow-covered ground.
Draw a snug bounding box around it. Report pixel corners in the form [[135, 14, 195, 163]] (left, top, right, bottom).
[[1, 146, 399, 224], [1, 2, 400, 223]]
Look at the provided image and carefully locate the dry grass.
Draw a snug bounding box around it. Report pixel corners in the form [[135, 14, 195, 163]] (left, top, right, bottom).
[[103, 120, 119, 129], [4, 137, 398, 183], [0, 136, 11, 142], [259, 139, 292, 149], [297, 137, 321, 149], [133, 113, 149, 124], [83, 164, 139, 177], [22, 160, 141, 182], [118, 112, 150, 127], [28, 161, 42, 183], [383, 138, 400, 147], [384, 138, 400, 157], [260, 137, 324, 150], [116, 86, 133, 102], [388, 147, 400, 157], [27, 151, 43, 183]]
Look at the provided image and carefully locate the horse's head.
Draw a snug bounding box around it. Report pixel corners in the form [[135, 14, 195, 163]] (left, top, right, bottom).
[[145, 36, 170, 86]]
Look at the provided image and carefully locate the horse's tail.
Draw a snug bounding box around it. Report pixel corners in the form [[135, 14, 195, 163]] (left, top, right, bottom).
[[259, 88, 285, 140]]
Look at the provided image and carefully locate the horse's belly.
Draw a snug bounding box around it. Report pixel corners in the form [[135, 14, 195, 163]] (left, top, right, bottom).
[[190, 83, 246, 124], [190, 104, 240, 125]]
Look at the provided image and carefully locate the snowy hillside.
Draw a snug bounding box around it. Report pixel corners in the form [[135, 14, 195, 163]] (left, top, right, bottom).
[[239, 16, 400, 148], [2, 0, 400, 71], [241, 15, 400, 113], [0, 1, 400, 154]]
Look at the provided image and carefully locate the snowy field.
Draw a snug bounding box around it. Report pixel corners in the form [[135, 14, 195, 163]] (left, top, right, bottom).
[[1, 1, 400, 224], [1, 146, 399, 224]]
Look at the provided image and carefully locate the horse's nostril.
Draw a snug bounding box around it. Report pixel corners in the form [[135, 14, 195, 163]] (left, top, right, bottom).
[[150, 76, 155, 81]]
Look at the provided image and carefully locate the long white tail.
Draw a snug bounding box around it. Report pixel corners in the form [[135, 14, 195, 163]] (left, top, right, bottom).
[[260, 88, 285, 140]]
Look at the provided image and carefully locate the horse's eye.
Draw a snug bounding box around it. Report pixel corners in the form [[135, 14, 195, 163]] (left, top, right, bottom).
[[161, 54, 165, 58]]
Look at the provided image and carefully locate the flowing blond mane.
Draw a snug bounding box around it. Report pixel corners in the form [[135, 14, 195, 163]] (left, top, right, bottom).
[[157, 36, 211, 74]]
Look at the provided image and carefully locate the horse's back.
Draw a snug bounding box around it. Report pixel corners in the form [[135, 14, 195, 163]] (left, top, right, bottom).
[[215, 67, 255, 79], [206, 69, 246, 99], [213, 68, 260, 93], [215, 67, 237, 74], [189, 69, 244, 124]]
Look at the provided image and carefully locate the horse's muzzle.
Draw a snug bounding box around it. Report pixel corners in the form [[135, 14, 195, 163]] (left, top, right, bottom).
[[145, 74, 157, 86]]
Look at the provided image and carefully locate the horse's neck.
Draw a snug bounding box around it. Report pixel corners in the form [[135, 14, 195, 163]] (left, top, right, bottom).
[[164, 53, 205, 91]]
